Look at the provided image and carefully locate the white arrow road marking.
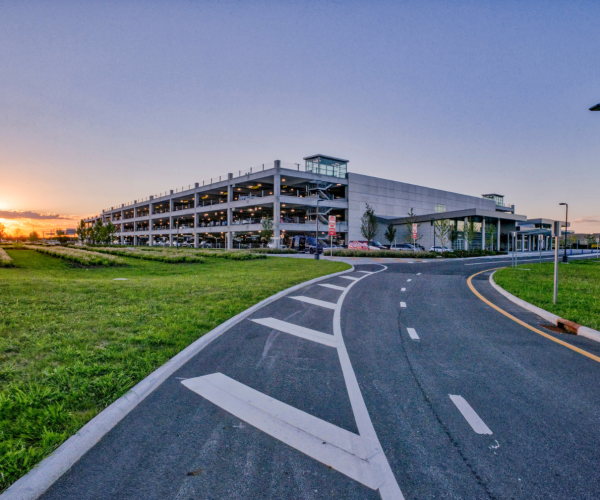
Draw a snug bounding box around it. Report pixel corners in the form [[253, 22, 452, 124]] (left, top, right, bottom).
[[182, 373, 377, 489], [250, 318, 338, 348], [406, 328, 419, 340], [289, 296, 337, 310], [340, 276, 361, 281], [449, 395, 493, 435], [400, 302, 407, 308], [182, 266, 404, 499], [318, 284, 347, 291]]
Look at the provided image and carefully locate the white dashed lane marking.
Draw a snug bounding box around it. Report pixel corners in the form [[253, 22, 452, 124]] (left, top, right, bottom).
[[407, 328, 419, 340], [449, 395, 493, 435], [400, 302, 407, 308], [289, 296, 337, 310], [319, 284, 347, 291]]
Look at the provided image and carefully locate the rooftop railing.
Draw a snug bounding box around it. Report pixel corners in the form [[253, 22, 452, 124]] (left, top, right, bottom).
[[100, 160, 312, 214]]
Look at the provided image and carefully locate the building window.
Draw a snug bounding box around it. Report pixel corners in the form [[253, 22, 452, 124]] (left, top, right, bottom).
[[435, 204, 446, 213], [305, 156, 348, 178]]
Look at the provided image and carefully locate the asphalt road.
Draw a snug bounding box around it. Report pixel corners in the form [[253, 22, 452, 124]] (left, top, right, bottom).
[[40, 255, 600, 500]]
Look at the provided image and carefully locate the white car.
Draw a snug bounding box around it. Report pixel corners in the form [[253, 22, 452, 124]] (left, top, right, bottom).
[[429, 246, 451, 253]]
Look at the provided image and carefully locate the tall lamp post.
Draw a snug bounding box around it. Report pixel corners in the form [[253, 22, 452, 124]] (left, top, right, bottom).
[[559, 203, 568, 263], [431, 218, 436, 250], [314, 197, 320, 260]]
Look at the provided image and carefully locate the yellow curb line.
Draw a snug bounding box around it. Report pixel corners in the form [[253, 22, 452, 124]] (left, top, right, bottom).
[[467, 268, 600, 364]]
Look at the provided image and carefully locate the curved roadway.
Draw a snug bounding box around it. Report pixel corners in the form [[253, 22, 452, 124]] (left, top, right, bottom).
[[39, 256, 600, 500]]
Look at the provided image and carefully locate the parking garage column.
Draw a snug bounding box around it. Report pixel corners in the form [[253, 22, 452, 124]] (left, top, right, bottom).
[[227, 173, 233, 250], [481, 218, 486, 251], [273, 160, 281, 248], [497, 219, 501, 251]]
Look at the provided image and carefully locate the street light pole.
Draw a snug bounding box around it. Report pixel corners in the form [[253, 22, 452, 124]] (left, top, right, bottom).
[[431, 219, 436, 251], [559, 203, 568, 263], [314, 197, 320, 260]]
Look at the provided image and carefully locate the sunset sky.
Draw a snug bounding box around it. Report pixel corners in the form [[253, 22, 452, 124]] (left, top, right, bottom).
[[1, 1, 600, 236]]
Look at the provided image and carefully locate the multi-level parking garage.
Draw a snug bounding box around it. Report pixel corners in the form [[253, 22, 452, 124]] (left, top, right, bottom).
[[86, 153, 540, 250], [86, 157, 350, 248]]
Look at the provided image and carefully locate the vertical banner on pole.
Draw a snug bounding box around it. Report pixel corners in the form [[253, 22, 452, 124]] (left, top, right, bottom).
[[412, 223, 418, 248], [328, 216, 336, 256]]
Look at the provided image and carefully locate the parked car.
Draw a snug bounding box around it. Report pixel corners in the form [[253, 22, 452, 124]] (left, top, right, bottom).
[[389, 243, 421, 251], [429, 246, 451, 253], [348, 241, 386, 251]]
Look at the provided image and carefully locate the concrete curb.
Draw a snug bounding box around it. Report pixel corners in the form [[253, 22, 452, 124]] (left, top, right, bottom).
[[1, 265, 355, 500], [489, 271, 600, 344]]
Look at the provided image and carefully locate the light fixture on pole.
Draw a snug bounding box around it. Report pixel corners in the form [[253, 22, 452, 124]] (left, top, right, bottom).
[[589, 103, 600, 111], [559, 203, 568, 263]]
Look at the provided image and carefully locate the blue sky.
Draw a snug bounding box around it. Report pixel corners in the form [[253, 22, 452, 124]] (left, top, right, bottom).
[[1, 0, 599, 232]]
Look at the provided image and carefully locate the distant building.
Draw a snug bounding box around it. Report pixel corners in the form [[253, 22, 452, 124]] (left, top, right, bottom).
[[85, 155, 556, 251]]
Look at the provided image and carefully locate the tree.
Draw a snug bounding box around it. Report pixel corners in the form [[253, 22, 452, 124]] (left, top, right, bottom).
[[104, 221, 117, 245], [55, 230, 70, 246], [90, 220, 104, 244], [0, 222, 6, 240], [568, 235, 577, 249], [585, 234, 596, 249], [485, 223, 497, 251], [384, 223, 397, 246], [360, 203, 378, 246], [28, 231, 40, 243], [261, 216, 274, 245], [462, 218, 476, 250], [76, 219, 87, 244], [404, 208, 422, 244], [434, 219, 452, 248]]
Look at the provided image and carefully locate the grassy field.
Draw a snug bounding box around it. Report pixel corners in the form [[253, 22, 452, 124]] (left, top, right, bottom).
[[0, 250, 350, 491], [494, 258, 600, 330]]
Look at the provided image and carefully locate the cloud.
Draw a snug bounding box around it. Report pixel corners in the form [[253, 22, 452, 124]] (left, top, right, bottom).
[[573, 218, 600, 224], [0, 210, 73, 220]]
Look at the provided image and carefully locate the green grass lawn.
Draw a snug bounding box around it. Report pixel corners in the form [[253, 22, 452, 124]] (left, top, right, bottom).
[[494, 258, 600, 330], [0, 250, 350, 491]]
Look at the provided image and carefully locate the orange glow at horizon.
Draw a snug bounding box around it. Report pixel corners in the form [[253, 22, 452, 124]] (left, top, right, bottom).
[[0, 217, 82, 238]]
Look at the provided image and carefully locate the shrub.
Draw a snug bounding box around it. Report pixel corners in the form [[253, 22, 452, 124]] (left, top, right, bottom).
[[250, 248, 299, 254], [442, 249, 506, 258], [84, 246, 267, 262], [26, 246, 125, 266], [330, 249, 439, 259], [0, 248, 14, 267], [83, 247, 205, 264]]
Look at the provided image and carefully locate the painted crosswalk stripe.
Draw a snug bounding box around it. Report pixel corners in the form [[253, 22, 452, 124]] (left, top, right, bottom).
[[250, 318, 338, 347], [407, 328, 419, 340], [289, 296, 337, 310], [182, 373, 377, 488], [449, 395, 493, 435], [340, 276, 361, 281], [400, 302, 407, 308], [318, 284, 347, 291]]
